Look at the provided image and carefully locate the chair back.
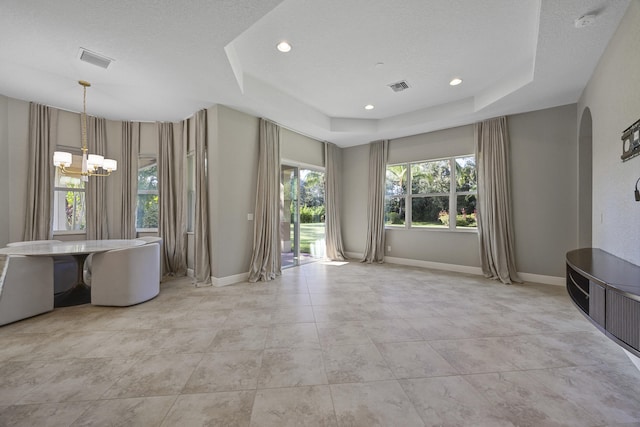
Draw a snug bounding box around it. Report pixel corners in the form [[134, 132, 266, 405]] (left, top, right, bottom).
[[90, 243, 160, 306]]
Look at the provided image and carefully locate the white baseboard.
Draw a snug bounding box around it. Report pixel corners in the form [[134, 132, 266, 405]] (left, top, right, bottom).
[[517, 272, 564, 286], [384, 256, 484, 276], [212, 272, 249, 287], [344, 252, 563, 286]]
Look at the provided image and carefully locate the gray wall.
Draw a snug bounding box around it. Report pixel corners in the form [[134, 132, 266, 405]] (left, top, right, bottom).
[[509, 104, 577, 277], [578, 0, 640, 266], [207, 105, 260, 280], [341, 104, 578, 278]]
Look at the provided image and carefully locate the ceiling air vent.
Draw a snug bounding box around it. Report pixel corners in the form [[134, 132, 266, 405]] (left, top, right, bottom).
[[79, 48, 113, 69], [388, 80, 410, 92]]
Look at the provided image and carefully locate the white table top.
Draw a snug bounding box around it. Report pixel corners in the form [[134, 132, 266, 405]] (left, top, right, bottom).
[[0, 239, 145, 256]]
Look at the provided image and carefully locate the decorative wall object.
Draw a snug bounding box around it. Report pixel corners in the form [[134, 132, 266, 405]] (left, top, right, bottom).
[[621, 117, 640, 161]]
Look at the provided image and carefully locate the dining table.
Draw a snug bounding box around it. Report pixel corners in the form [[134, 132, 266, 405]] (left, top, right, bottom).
[[0, 239, 145, 307]]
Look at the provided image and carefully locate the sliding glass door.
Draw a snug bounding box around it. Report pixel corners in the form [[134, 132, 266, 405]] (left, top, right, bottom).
[[281, 164, 325, 268]]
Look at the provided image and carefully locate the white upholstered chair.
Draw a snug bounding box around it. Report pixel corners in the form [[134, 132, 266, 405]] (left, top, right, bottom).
[[6, 240, 75, 294], [136, 236, 163, 280], [90, 243, 160, 306], [0, 254, 54, 326]]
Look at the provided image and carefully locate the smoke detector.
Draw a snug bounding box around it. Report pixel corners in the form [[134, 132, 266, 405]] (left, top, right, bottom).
[[388, 80, 410, 92], [574, 14, 597, 28]]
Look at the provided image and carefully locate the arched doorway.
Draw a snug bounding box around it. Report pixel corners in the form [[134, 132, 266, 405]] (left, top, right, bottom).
[[578, 107, 593, 248]]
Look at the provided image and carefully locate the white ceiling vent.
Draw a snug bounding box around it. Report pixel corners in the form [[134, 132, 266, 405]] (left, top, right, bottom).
[[388, 80, 410, 92], [79, 48, 113, 69]]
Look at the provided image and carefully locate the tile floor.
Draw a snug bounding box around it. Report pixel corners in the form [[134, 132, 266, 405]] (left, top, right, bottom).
[[1, 261, 639, 426]]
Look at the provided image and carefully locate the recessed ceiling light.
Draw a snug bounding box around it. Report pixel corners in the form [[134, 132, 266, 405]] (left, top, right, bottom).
[[364, 104, 375, 110], [276, 41, 292, 53], [449, 77, 463, 86]]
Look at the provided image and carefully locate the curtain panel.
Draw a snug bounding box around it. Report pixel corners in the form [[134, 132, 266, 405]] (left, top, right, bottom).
[[361, 140, 388, 263], [120, 121, 139, 239], [324, 142, 346, 260], [475, 116, 521, 284], [85, 116, 109, 240], [248, 119, 281, 282], [192, 110, 212, 284], [24, 103, 58, 241], [158, 121, 187, 277]]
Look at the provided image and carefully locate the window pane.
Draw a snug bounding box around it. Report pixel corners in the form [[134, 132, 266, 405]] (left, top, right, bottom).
[[411, 196, 449, 227], [456, 194, 477, 228], [55, 168, 85, 189], [138, 161, 158, 191], [385, 197, 405, 225], [455, 156, 477, 192], [53, 190, 86, 231], [411, 160, 450, 194], [386, 165, 407, 196], [136, 194, 159, 229]]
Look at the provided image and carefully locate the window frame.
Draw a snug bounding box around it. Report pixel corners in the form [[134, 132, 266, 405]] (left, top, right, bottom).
[[52, 149, 86, 234], [385, 155, 477, 232]]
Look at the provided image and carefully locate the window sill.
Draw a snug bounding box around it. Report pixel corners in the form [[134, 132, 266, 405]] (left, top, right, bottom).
[[385, 226, 478, 234], [53, 230, 86, 236], [136, 228, 159, 233]]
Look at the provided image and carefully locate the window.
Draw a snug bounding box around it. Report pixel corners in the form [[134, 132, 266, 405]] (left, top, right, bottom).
[[136, 158, 159, 230], [53, 153, 86, 232], [385, 155, 477, 230]]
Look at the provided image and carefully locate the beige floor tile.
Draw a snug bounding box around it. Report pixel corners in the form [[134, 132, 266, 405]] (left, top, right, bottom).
[[265, 323, 320, 349], [72, 396, 176, 426], [208, 326, 268, 352], [18, 357, 138, 404], [316, 321, 372, 348], [102, 353, 203, 399], [400, 376, 515, 426], [322, 343, 394, 384], [258, 348, 327, 388], [162, 391, 255, 427], [0, 401, 92, 427], [377, 341, 459, 379], [1, 264, 638, 426], [250, 385, 337, 427], [183, 351, 262, 393], [330, 380, 424, 427], [465, 371, 601, 427]]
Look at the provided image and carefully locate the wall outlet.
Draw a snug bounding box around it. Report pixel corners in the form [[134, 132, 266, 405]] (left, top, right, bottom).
[[247, 213, 254, 221], [387, 245, 391, 252]]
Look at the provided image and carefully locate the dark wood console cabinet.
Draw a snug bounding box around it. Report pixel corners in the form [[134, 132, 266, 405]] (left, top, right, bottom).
[[566, 248, 640, 357]]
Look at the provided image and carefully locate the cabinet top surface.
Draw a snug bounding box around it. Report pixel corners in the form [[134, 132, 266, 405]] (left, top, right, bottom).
[[567, 248, 640, 294]]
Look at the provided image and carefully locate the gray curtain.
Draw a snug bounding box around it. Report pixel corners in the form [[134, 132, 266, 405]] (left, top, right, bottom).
[[193, 110, 211, 284], [85, 116, 109, 240], [24, 103, 58, 241], [158, 122, 187, 277], [248, 119, 281, 282], [475, 116, 521, 284], [120, 122, 139, 239], [361, 140, 388, 263], [324, 142, 346, 260]]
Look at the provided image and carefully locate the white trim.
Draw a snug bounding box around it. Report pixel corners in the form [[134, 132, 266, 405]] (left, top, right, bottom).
[[345, 252, 564, 286], [212, 272, 249, 287], [385, 256, 483, 275], [517, 272, 564, 286]]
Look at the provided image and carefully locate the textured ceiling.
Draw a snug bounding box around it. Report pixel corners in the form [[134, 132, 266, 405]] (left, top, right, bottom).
[[0, 0, 631, 147]]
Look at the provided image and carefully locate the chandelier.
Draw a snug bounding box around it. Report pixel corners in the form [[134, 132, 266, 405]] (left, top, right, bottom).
[[53, 80, 117, 181]]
